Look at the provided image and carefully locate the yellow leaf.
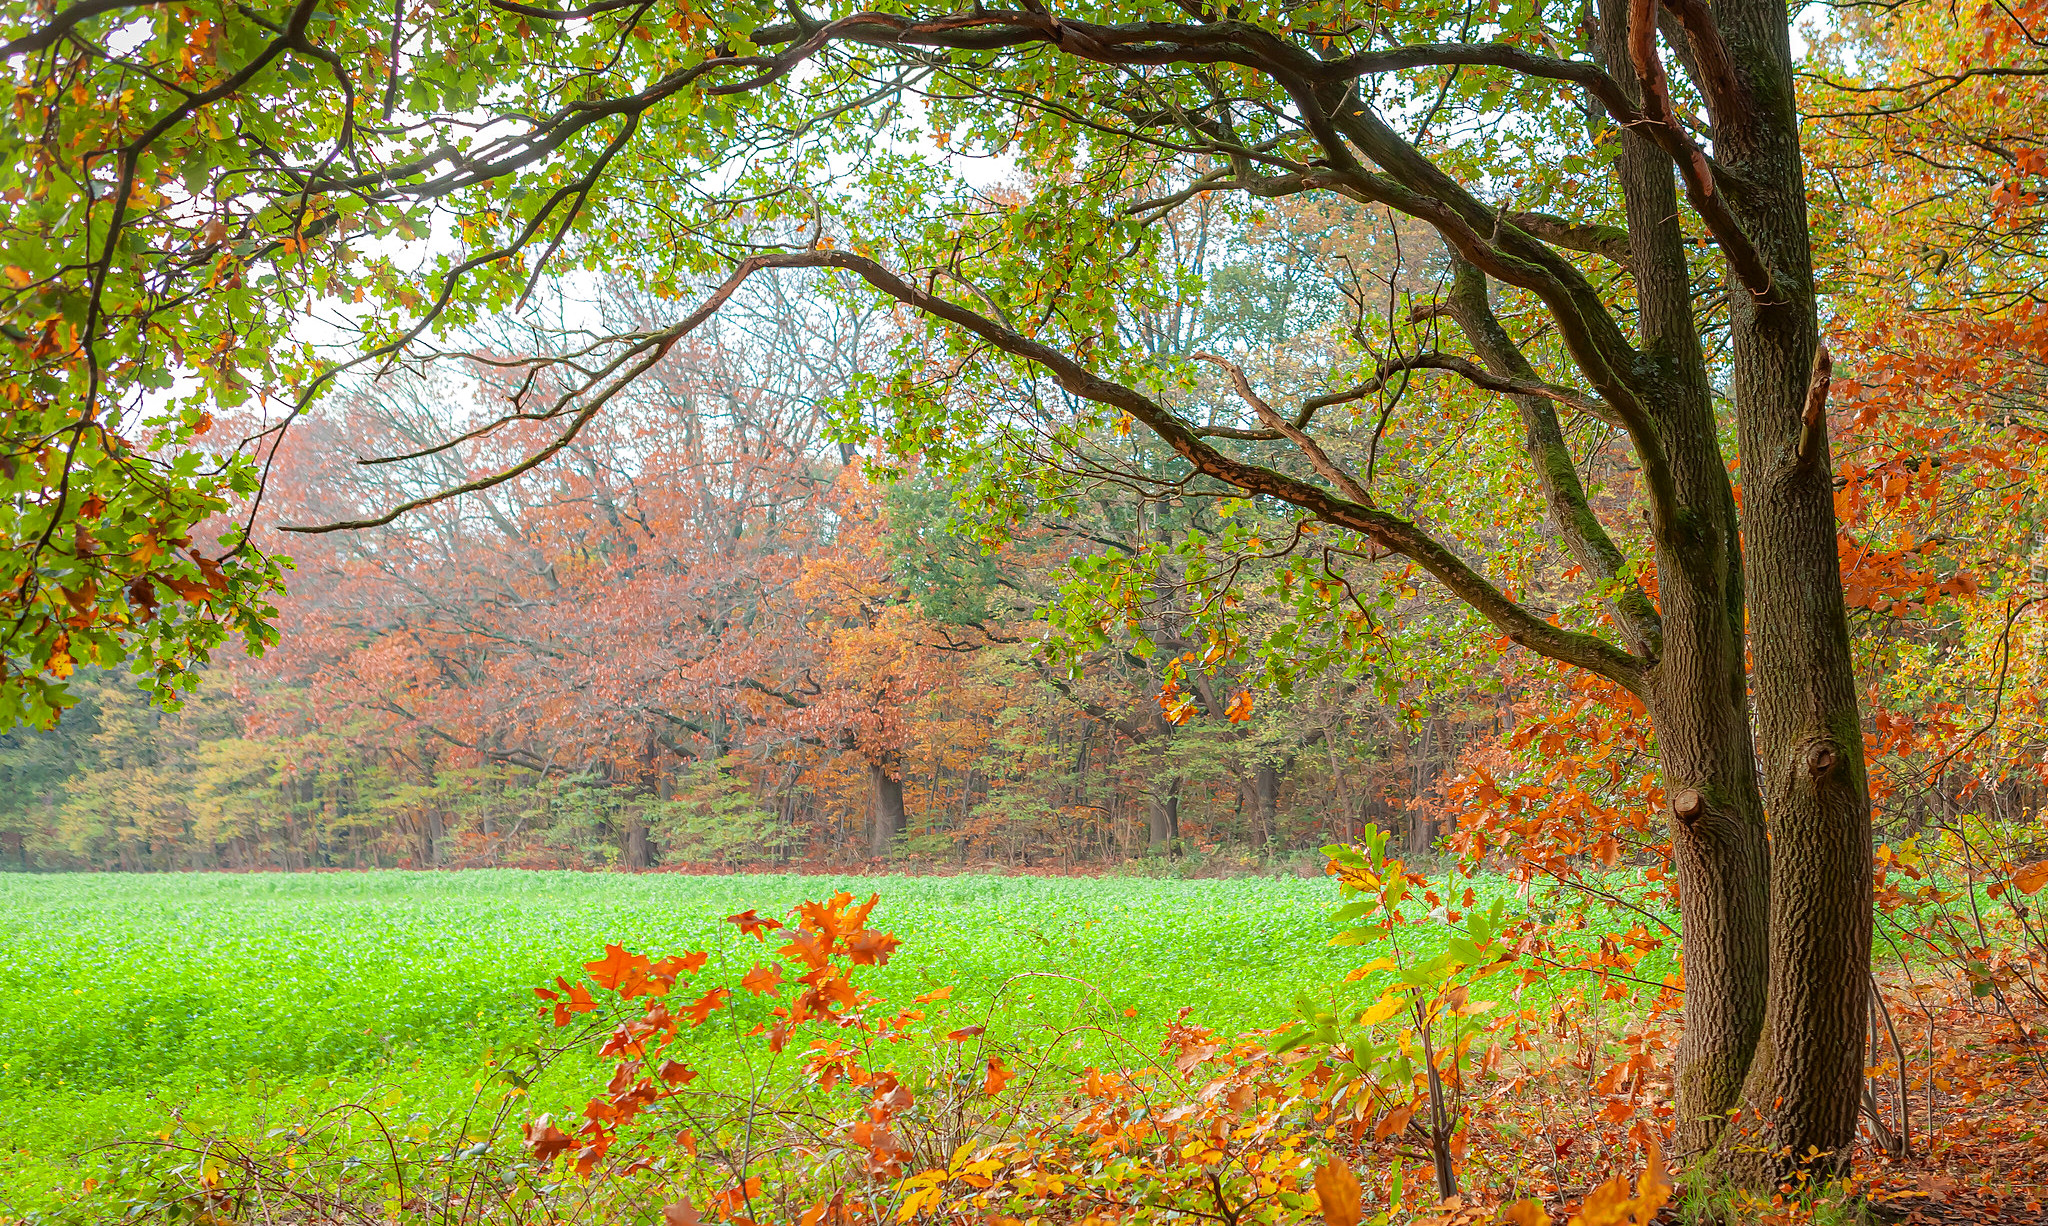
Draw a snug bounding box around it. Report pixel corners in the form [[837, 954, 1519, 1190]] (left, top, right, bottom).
[[1313, 1156, 1362, 1226], [1358, 991, 1407, 1027]]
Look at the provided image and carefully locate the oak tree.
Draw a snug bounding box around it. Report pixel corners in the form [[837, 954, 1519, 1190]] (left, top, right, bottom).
[[3, 0, 1871, 1177]]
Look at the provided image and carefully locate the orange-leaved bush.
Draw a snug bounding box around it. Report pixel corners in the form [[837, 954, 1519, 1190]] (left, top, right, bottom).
[[511, 887, 1679, 1226]]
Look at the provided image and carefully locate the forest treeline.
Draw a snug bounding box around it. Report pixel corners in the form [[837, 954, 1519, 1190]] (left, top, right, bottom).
[[6, 217, 2044, 876], [0, 263, 1509, 873]]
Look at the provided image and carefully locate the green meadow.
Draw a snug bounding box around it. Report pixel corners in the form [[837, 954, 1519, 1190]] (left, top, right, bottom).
[[0, 869, 1639, 1217]]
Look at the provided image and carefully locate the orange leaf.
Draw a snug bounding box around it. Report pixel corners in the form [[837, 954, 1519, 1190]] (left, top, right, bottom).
[[1225, 690, 1254, 722], [681, 987, 731, 1026], [844, 928, 901, 966], [657, 1059, 698, 1086], [522, 1115, 574, 1163], [2014, 860, 2048, 894], [985, 1057, 1015, 1096], [946, 1026, 986, 1041], [552, 981, 596, 1026], [728, 909, 781, 940], [664, 1200, 704, 1226], [1313, 1156, 1362, 1226], [653, 952, 709, 980], [585, 943, 651, 991], [1499, 1200, 1550, 1226], [740, 964, 784, 997], [1373, 1103, 1413, 1142]]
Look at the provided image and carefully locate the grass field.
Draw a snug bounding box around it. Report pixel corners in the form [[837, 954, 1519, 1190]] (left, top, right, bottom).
[[0, 868, 1651, 1218], [0, 870, 1392, 1212]]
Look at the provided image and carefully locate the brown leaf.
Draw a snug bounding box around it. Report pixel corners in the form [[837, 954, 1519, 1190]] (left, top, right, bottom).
[[521, 1115, 573, 1163]]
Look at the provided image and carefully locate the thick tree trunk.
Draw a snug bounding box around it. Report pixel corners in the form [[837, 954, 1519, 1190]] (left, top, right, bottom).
[[1145, 776, 1180, 850], [622, 816, 651, 868], [1713, 0, 1875, 1178], [868, 758, 905, 860], [1253, 761, 1281, 848]]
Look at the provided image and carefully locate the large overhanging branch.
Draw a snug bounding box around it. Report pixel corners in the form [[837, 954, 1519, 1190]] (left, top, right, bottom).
[[290, 250, 1651, 694], [22, 0, 1719, 600]]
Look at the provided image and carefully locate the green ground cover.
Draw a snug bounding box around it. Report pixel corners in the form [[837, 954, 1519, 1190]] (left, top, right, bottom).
[[0, 869, 1649, 1217]]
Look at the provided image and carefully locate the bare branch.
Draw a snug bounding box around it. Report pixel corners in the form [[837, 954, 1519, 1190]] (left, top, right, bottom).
[[1192, 352, 1374, 504], [1626, 0, 1776, 297]]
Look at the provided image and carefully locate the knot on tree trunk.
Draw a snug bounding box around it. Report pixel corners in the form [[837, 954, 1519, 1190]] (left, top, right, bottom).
[[1803, 742, 1840, 778], [1673, 787, 1706, 826]]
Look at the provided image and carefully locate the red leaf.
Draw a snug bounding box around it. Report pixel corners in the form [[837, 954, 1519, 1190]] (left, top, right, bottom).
[[657, 1059, 698, 1086], [585, 943, 651, 992]]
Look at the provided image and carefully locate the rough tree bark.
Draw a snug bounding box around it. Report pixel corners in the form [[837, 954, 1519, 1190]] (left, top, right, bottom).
[[1713, 0, 1875, 1171]]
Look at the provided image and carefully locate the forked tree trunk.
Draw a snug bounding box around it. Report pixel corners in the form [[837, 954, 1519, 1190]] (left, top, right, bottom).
[[1253, 761, 1281, 848], [1566, 0, 1871, 1176]]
